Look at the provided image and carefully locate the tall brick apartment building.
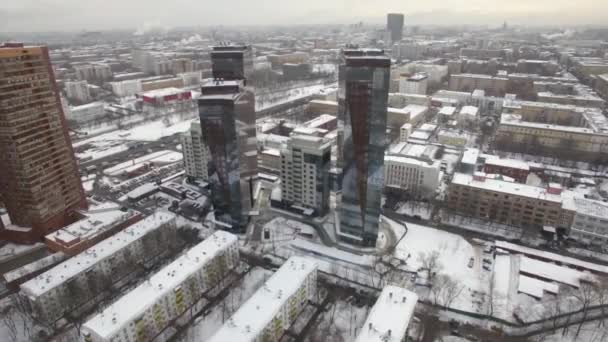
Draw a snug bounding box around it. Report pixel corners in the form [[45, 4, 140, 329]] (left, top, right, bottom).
[[0, 43, 87, 243]]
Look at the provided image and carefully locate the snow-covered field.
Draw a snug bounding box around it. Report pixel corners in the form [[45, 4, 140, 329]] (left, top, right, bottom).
[[390, 220, 490, 312], [103, 150, 182, 176], [75, 116, 194, 147]]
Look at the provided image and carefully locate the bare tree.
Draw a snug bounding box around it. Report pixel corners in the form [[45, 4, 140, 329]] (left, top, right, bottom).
[[429, 274, 465, 309], [565, 282, 600, 337], [595, 276, 608, 328], [417, 251, 443, 282]]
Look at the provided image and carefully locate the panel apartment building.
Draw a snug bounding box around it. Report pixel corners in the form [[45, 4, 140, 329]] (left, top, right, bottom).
[[82, 231, 239, 342], [494, 100, 608, 162], [208, 256, 318, 342], [447, 173, 574, 230], [356, 285, 418, 342], [20, 212, 177, 323], [0, 43, 87, 243], [181, 119, 209, 182], [280, 134, 332, 216]]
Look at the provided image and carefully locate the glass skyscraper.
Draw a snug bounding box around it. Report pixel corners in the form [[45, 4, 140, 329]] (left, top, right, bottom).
[[338, 49, 390, 247], [199, 45, 257, 232]]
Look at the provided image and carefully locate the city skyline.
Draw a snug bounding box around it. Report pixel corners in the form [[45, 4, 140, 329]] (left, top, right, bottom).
[[2, 0, 608, 32]]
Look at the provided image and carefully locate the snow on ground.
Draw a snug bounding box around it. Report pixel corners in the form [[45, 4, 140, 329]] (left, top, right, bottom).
[[0, 243, 43, 263], [395, 201, 432, 220], [82, 179, 96, 192], [76, 141, 130, 162], [308, 297, 371, 341], [492, 254, 517, 320], [104, 150, 182, 176], [390, 220, 489, 312], [539, 319, 608, 342], [74, 114, 194, 147], [290, 238, 374, 267], [180, 267, 273, 341], [256, 82, 335, 111]]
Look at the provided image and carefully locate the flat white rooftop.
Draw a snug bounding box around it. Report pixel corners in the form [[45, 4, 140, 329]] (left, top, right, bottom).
[[439, 106, 456, 116], [142, 87, 187, 98], [45, 202, 140, 245], [485, 156, 530, 171], [208, 256, 318, 342], [452, 173, 562, 203], [82, 231, 237, 340], [495, 240, 608, 275], [21, 211, 176, 298], [572, 198, 608, 219], [356, 285, 418, 342]]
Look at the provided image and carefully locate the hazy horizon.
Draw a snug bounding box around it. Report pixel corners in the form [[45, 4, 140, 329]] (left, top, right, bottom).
[[1, 0, 608, 32]]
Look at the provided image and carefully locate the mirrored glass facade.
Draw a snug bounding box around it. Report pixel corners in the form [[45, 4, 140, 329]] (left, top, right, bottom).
[[338, 53, 390, 246], [199, 81, 257, 231]]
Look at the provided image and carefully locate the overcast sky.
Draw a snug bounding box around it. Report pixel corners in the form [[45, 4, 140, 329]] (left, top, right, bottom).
[[1, 0, 607, 32]]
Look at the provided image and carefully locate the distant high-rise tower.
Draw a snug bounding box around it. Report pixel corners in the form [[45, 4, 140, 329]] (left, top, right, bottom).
[[338, 49, 390, 247], [0, 43, 87, 243], [210, 45, 254, 81], [387, 13, 404, 43], [199, 46, 257, 231]]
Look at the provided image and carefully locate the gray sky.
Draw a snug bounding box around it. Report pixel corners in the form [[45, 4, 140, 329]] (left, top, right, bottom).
[[1, 0, 607, 32]]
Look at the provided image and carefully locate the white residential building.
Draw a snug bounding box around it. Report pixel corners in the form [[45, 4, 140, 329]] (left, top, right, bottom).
[[110, 79, 143, 97], [399, 73, 428, 95], [74, 63, 113, 83], [208, 256, 318, 342], [356, 285, 418, 342], [181, 120, 209, 181], [280, 135, 331, 215], [178, 71, 202, 87], [82, 231, 239, 342], [399, 123, 412, 142], [384, 155, 442, 199], [65, 80, 91, 103], [568, 198, 608, 243], [67, 102, 105, 123], [20, 212, 177, 323]]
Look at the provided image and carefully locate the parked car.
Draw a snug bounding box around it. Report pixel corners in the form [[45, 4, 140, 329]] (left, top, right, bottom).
[[468, 257, 475, 268]]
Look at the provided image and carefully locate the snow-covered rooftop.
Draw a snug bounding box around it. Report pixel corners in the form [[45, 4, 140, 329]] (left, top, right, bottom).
[[141, 87, 188, 98], [459, 105, 479, 117], [518, 275, 559, 299], [500, 113, 598, 135], [45, 202, 140, 245], [82, 230, 237, 340], [495, 240, 608, 275], [439, 106, 456, 116], [303, 114, 336, 129], [461, 148, 479, 165], [356, 285, 418, 342], [485, 156, 530, 171], [208, 256, 318, 342], [572, 198, 608, 219], [519, 256, 590, 288], [452, 173, 563, 203], [20, 211, 176, 298]]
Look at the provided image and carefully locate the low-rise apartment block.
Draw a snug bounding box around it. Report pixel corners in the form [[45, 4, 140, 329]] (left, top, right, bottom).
[[82, 231, 239, 342], [208, 256, 318, 342], [356, 285, 418, 342], [447, 173, 573, 230], [483, 157, 530, 183], [20, 212, 178, 324], [45, 202, 142, 255], [567, 198, 608, 244], [495, 100, 608, 162]]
